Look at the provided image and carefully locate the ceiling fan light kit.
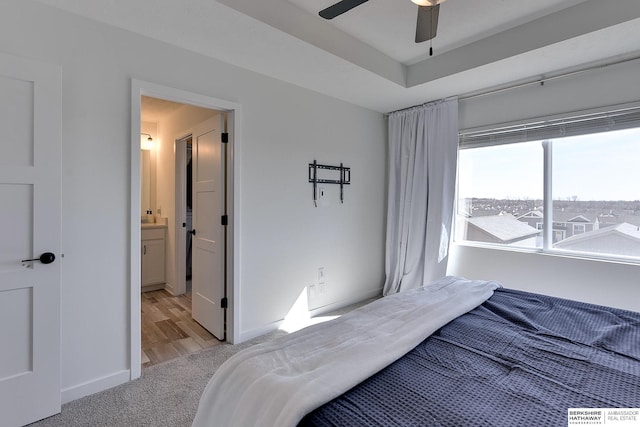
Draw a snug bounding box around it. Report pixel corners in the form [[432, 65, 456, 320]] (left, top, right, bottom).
[[411, 0, 447, 6], [319, 0, 446, 45]]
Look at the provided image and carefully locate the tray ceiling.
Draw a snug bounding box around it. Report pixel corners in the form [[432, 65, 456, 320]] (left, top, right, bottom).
[[36, 0, 640, 112]]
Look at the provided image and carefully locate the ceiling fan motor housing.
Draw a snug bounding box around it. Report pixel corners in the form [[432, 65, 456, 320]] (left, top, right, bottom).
[[319, 0, 444, 44]]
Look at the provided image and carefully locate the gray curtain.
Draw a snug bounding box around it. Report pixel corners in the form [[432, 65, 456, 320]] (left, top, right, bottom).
[[383, 98, 459, 295]]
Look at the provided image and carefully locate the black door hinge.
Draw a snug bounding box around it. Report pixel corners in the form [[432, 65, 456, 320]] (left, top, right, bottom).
[[221, 215, 228, 226], [221, 297, 228, 309], [221, 132, 229, 143]]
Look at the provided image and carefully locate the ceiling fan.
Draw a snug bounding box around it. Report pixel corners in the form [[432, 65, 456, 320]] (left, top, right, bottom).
[[319, 0, 447, 44]]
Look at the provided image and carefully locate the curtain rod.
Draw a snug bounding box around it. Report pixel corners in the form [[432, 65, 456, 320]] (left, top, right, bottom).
[[385, 53, 640, 117]]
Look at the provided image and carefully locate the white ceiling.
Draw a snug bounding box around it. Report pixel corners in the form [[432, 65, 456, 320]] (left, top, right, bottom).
[[141, 96, 186, 122], [286, 0, 589, 65], [36, 0, 640, 113]]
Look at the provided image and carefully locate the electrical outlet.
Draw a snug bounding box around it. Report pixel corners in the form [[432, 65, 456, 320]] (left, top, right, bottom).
[[316, 187, 329, 207], [308, 284, 317, 298], [319, 282, 326, 294]]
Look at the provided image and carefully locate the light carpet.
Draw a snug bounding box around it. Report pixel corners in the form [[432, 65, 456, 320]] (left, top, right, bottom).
[[30, 330, 286, 427], [29, 299, 375, 427]]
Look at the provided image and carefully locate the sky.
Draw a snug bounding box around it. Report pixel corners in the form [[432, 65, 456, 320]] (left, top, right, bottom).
[[458, 127, 640, 201]]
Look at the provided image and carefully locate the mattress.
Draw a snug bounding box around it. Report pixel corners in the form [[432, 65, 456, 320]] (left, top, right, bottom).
[[299, 288, 640, 426], [192, 277, 499, 427]]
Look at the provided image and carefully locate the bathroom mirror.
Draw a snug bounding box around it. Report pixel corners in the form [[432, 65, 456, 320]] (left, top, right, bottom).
[[141, 149, 151, 219]]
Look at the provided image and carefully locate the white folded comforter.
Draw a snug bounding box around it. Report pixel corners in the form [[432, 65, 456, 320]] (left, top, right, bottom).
[[192, 276, 500, 427]]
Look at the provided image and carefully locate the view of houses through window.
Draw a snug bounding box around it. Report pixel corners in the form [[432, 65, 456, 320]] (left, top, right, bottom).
[[455, 127, 640, 261]]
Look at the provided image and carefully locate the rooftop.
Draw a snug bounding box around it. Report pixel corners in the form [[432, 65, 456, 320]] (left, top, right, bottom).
[[467, 214, 540, 242], [555, 222, 640, 246]]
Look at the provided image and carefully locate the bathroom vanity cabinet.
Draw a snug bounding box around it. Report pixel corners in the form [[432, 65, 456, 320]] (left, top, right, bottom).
[[141, 225, 166, 290]]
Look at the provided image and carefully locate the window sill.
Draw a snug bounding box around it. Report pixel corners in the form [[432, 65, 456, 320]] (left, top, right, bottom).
[[452, 241, 640, 267]]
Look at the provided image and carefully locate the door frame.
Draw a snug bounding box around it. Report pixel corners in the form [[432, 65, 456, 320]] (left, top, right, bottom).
[[174, 133, 192, 297], [130, 79, 241, 380]]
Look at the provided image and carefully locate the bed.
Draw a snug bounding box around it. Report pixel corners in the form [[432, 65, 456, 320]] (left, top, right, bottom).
[[192, 277, 640, 427]]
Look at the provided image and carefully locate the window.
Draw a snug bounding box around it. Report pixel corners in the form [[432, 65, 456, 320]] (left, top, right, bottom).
[[456, 105, 640, 262], [456, 142, 543, 249], [572, 224, 586, 235]]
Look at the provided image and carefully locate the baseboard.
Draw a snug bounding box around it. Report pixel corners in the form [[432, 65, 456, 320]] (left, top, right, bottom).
[[61, 369, 130, 404], [163, 281, 177, 295], [238, 319, 284, 343], [141, 283, 164, 292], [309, 287, 382, 318], [237, 287, 382, 344]]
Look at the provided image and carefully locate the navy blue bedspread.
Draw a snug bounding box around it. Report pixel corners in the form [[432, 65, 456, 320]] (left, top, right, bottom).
[[299, 288, 640, 426]]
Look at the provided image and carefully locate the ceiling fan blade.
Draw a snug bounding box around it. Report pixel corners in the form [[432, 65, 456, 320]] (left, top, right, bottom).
[[415, 4, 440, 43], [319, 0, 368, 19]]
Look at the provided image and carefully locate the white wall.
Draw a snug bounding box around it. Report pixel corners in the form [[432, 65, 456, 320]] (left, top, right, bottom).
[[449, 57, 640, 313], [458, 58, 640, 130], [448, 245, 640, 313], [0, 0, 386, 400], [237, 83, 387, 336]]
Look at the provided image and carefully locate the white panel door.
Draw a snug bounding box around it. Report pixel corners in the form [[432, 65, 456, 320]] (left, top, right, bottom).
[[191, 115, 226, 340], [0, 52, 61, 426]]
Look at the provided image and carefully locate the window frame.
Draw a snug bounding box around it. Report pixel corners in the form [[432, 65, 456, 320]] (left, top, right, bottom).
[[455, 101, 640, 265], [573, 224, 586, 235]]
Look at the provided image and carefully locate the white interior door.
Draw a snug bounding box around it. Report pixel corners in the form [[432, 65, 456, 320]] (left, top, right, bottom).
[[191, 115, 226, 340], [0, 52, 62, 426]]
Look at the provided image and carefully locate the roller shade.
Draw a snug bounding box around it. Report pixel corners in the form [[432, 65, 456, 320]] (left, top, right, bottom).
[[459, 105, 640, 149]]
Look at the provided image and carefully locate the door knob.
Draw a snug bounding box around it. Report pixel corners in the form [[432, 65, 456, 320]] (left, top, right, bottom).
[[22, 252, 56, 264], [190, 229, 196, 236]]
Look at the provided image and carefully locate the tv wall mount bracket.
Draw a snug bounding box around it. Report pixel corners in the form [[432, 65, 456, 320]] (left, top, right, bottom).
[[308, 160, 351, 207]]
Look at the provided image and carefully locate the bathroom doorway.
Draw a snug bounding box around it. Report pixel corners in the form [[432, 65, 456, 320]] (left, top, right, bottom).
[[131, 80, 240, 379]]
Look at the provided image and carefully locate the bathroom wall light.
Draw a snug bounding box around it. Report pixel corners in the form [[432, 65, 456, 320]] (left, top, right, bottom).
[[141, 133, 154, 150]]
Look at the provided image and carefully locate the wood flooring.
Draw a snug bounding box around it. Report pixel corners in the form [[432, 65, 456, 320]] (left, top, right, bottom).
[[141, 289, 221, 368]]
